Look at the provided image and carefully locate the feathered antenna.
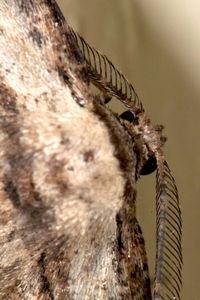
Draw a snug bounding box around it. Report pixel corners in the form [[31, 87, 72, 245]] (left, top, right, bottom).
[[68, 27, 182, 300], [69, 28, 144, 113], [154, 157, 182, 300]]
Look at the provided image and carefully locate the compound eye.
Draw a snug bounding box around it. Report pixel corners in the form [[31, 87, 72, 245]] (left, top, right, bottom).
[[140, 155, 157, 175], [119, 110, 135, 123], [104, 96, 112, 104]]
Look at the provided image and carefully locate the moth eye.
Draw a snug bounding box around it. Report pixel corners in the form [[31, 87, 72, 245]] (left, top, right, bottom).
[[140, 155, 157, 175], [104, 96, 112, 104], [119, 110, 135, 123]]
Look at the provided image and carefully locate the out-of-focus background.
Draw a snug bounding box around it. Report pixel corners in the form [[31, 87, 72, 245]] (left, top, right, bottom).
[[58, 1, 200, 299]]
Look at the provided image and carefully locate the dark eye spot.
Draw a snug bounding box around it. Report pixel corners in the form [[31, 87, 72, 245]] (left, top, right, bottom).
[[104, 96, 112, 104], [140, 155, 157, 175], [119, 110, 135, 123]]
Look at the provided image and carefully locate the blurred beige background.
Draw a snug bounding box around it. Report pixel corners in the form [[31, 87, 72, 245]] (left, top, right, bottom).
[[58, 1, 200, 299]]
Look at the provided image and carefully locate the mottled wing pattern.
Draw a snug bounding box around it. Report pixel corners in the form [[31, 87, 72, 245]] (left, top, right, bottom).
[[0, 0, 153, 299], [0, 0, 182, 299]]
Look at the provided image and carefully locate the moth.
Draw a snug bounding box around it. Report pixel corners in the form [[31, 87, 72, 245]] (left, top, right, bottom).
[[68, 28, 183, 300], [0, 0, 182, 299]]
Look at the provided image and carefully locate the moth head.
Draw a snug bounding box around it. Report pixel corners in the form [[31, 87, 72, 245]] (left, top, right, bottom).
[[119, 110, 157, 176]]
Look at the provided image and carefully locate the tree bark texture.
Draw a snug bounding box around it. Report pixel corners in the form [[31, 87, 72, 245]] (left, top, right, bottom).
[[0, 1, 151, 299]]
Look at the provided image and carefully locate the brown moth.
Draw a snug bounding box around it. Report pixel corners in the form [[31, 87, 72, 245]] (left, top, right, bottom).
[[0, 0, 182, 300]]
